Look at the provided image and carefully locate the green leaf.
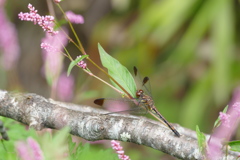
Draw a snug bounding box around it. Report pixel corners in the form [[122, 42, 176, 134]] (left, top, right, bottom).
[[67, 55, 89, 76], [54, 19, 68, 30], [98, 43, 137, 97], [228, 140, 240, 152], [196, 125, 206, 154], [213, 105, 228, 128], [40, 127, 70, 160], [68, 136, 76, 156], [68, 141, 117, 160]]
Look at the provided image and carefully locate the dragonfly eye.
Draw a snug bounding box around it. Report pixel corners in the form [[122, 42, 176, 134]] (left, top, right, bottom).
[[136, 92, 140, 97], [136, 89, 144, 97]]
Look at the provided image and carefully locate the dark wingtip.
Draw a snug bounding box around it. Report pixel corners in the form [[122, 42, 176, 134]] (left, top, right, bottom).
[[142, 77, 149, 86], [94, 98, 104, 106], [133, 66, 137, 76]]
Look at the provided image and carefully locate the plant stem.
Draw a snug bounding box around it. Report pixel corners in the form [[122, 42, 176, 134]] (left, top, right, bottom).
[[86, 57, 133, 99], [82, 68, 125, 95]]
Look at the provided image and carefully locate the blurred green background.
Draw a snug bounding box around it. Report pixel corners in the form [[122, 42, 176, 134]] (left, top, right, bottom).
[[1, 0, 240, 159]]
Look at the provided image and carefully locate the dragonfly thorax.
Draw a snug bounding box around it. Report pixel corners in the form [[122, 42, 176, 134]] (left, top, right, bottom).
[[136, 89, 154, 107]]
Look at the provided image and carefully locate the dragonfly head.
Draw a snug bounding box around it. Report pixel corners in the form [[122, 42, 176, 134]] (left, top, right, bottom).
[[136, 89, 144, 98]]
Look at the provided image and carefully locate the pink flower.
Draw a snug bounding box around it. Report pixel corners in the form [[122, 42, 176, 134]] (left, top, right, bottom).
[[207, 86, 240, 159], [111, 140, 130, 160], [54, 0, 61, 3], [41, 28, 68, 84], [40, 43, 58, 53], [15, 137, 44, 160], [233, 102, 240, 116], [219, 112, 230, 127], [27, 138, 43, 160], [207, 92, 240, 160], [56, 72, 74, 101], [76, 55, 87, 69], [0, 4, 20, 70], [65, 11, 84, 24], [18, 4, 58, 35], [16, 141, 31, 160]]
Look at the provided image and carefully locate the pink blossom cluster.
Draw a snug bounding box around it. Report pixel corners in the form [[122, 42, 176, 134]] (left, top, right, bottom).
[[41, 29, 75, 101], [15, 137, 44, 160], [207, 100, 240, 159], [40, 42, 58, 53], [233, 102, 240, 116], [76, 55, 87, 69], [18, 4, 58, 35], [65, 11, 84, 24], [41, 29, 68, 84], [54, 0, 61, 3], [219, 112, 230, 128], [111, 140, 130, 160]]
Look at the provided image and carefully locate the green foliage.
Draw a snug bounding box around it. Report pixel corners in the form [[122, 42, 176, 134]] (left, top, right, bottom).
[[0, 117, 118, 160], [93, 0, 237, 132], [39, 127, 70, 160], [0, 116, 70, 160], [0, 117, 37, 160], [68, 138, 117, 160], [98, 43, 137, 98], [228, 140, 240, 152], [67, 55, 89, 76], [55, 19, 68, 30], [4, 0, 240, 159], [196, 125, 206, 154]]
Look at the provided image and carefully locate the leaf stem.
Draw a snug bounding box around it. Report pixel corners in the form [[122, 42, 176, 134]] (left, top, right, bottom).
[[57, 4, 86, 55], [86, 57, 133, 99], [55, 4, 133, 99], [81, 68, 125, 95]]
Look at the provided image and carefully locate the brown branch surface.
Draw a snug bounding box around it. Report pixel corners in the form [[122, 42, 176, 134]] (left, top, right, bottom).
[[0, 90, 238, 159]]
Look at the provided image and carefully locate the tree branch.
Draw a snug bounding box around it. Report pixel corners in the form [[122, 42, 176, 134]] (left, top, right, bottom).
[[0, 90, 238, 159]]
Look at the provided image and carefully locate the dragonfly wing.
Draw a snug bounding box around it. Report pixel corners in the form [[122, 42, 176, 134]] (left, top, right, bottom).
[[133, 67, 152, 97], [94, 98, 136, 112], [133, 66, 138, 76], [94, 98, 148, 115], [105, 105, 148, 115]]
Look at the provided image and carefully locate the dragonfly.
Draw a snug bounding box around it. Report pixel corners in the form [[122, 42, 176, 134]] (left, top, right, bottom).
[[94, 67, 180, 137]]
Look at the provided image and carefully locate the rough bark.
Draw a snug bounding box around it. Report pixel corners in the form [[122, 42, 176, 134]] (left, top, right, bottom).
[[0, 90, 238, 159]]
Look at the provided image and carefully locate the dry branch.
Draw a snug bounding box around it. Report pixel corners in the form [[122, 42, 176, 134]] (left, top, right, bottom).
[[0, 90, 238, 159]]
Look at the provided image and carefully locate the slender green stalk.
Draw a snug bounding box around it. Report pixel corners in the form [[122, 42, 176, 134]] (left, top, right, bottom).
[[63, 46, 73, 61], [57, 4, 85, 55], [87, 57, 133, 99], [82, 68, 125, 95], [56, 3, 133, 99]]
